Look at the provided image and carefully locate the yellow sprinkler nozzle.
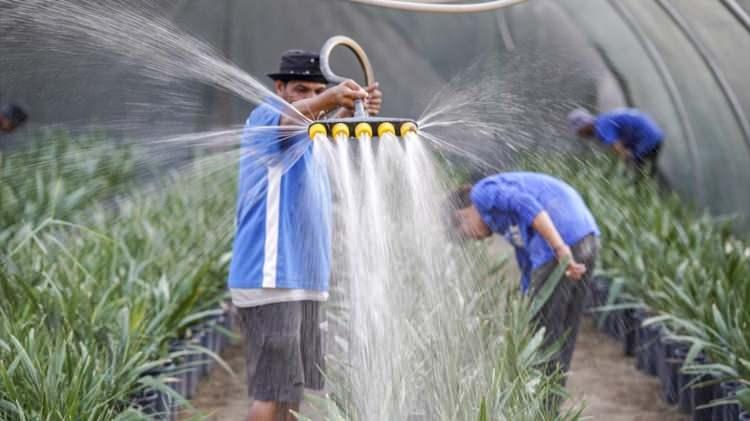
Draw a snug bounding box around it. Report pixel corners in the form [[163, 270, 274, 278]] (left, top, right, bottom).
[[331, 123, 350, 139], [377, 122, 396, 138], [355, 122, 373, 138], [400, 122, 417, 137], [308, 123, 327, 140]]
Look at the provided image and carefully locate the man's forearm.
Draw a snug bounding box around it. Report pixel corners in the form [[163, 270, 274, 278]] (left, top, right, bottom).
[[531, 211, 566, 253], [280, 92, 337, 126]]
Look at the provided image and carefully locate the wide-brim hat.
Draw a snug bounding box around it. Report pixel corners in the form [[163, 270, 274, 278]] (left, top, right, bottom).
[[267, 50, 328, 84]]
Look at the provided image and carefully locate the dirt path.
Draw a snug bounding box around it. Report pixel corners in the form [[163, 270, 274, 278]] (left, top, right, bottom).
[[182, 318, 687, 420], [178, 343, 324, 420], [564, 318, 687, 421], [178, 343, 249, 420]]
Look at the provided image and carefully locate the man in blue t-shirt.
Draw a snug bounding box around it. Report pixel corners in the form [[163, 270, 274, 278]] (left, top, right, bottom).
[[449, 172, 600, 384], [568, 107, 664, 173], [228, 50, 382, 421]]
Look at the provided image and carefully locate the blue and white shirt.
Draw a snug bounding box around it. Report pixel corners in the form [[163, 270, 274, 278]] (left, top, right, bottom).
[[470, 172, 599, 293], [228, 103, 332, 305]]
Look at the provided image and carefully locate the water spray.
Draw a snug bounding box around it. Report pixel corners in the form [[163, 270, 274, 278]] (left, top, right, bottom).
[[307, 36, 418, 140]]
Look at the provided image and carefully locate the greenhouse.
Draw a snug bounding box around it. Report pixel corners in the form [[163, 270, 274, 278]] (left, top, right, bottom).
[[1, 0, 749, 420]]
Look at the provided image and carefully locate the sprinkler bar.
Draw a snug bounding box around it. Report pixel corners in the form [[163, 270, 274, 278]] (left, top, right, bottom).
[[308, 119, 417, 140]]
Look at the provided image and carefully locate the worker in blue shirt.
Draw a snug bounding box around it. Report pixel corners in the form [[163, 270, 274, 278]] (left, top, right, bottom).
[[568, 107, 664, 173], [228, 50, 382, 421], [449, 172, 600, 385]]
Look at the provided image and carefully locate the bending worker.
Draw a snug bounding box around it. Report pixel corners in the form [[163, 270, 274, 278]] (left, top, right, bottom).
[[568, 107, 664, 173], [449, 172, 600, 386]]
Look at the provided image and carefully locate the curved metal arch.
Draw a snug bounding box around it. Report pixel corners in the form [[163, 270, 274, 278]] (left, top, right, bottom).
[[606, 0, 704, 199], [657, 0, 750, 154], [721, 0, 750, 34]]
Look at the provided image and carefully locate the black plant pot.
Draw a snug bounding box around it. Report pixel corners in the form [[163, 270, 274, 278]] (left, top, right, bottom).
[[720, 381, 742, 421], [674, 351, 708, 415], [690, 374, 716, 421], [644, 324, 661, 376], [666, 342, 690, 407], [215, 314, 227, 353], [633, 309, 648, 371], [201, 320, 217, 356], [185, 326, 209, 383], [583, 283, 595, 312], [678, 371, 696, 414], [674, 346, 695, 414], [591, 276, 611, 308], [622, 308, 637, 356], [605, 308, 626, 341], [658, 334, 681, 405], [223, 297, 234, 331], [588, 276, 611, 328], [168, 340, 190, 399], [196, 328, 211, 378], [133, 366, 175, 420], [132, 389, 160, 414], [185, 347, 200, 399]]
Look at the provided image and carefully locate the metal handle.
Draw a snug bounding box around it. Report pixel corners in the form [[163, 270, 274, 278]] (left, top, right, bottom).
[[320, 36, 374, 118]]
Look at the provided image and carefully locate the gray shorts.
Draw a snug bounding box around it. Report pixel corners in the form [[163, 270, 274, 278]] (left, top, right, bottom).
[[237, 301, 324, 403]]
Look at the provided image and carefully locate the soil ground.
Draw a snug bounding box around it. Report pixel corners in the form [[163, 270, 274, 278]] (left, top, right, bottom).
[[180, 316, 687, 420], [564, 318, 687, 421]]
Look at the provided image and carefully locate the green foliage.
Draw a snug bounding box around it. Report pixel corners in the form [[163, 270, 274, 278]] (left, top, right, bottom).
[[522, 151, 750, 406], [477, 398, 488, 421], [0, 134, 235, 420], [0, 131, 136, 233]]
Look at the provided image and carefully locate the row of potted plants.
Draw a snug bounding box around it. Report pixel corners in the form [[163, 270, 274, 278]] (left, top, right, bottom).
[[588, 276, 747, 420], [523, 151, 749, 418], [1, 136, 236, 419]]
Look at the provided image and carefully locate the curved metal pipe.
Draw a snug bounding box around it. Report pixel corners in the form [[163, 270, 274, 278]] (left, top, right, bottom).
[[348, 0, 528, 14], [319, 35, 374, 86], [319, 35, 374, 117]]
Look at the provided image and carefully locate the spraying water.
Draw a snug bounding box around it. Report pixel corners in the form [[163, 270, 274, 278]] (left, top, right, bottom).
[[305, 130, 507, 420]]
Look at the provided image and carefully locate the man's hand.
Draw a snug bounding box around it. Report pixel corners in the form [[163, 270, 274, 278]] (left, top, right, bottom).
[[613, 140, 633, 161], [364, 82, 382, 115], [554, 244, 587, 280], [328, 79, 368, 111]]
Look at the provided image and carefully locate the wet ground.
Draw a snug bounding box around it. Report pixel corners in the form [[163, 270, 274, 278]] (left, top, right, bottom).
[[180, 315, 686, 420]]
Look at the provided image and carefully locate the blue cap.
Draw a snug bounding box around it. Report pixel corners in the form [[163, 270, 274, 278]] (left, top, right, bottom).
[[567, 108, 594, 133]]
